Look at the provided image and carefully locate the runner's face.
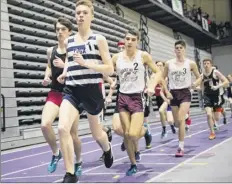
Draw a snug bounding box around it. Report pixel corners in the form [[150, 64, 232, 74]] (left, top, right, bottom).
[[156, 62, 164, 72], [55, 23, 70, 41], [125, 33, 138, 51], [203, 60, 212, 71], [75, 5, 93, 27], [175, 44, 185, 57]]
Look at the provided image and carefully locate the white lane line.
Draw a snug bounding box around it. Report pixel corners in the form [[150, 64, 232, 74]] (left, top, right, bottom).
[[53, 120, 217, 183], [1, 120, 207, 178], [1, 116, 206, 163], [145, 134, 232, 182], [1, 114, 205, 155]]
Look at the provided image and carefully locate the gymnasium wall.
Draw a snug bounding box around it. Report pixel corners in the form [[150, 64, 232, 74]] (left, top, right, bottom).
[[118, 4, 197, 62], [212, 45, 232, 76], [1, 0, 20, 139]]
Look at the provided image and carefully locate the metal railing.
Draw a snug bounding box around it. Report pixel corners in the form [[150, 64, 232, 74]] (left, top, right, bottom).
[[139, 14, 151, 53], [1, 94, 6, 132]]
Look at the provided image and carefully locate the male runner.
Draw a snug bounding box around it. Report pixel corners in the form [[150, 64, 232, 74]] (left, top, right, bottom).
[[164, 40, 201, 157], [227, 74, 232, 117], [111, 40, 152, 152], [193, 58, 229, 139], [113, 28, 162, 175], [57, 1, 114, 182], [41, 17, 82, 176], [155, 61, 176, 138]]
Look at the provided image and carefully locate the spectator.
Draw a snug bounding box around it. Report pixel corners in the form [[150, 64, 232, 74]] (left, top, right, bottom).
[[205, 14, 211, 25], [211, 21, 217, 35], [218, 22, 225, 38], [225, 21, 232, 37], [191, 4, 197, 22], [196, 7, 202, 26]]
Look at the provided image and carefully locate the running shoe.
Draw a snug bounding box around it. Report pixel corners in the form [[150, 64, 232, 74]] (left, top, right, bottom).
[[126, 165, 137, 176], [48, 150, 62, 173]]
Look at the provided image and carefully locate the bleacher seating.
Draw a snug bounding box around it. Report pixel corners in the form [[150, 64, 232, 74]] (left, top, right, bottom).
[[6, 0, 200, 129], [6, 0, 135, 127]]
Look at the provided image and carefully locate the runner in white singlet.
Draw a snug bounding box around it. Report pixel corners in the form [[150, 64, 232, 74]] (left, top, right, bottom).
[[112, 28, 162, 176], [164, 40, 201, 157]]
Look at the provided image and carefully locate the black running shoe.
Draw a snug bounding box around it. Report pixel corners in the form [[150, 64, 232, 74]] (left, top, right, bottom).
[[135, 151, 141, 162], [103, 143, 114, 168], [170, 125, 176, 134], [62, 172, 78, 183], [223, 117, 227, 124], [106, 127, 112, 142], [144, 130, 152, 149], [161, 130, 168, 139], [121, 142, 126, 151]]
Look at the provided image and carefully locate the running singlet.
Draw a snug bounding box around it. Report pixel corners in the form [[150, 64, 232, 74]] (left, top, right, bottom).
[[168, 58, 192, 90], [66, 34, 103, 86], [155, 84, 162, 96], [202, 69, 220, 96], [228, 84, 232, 97], [50, 45, 66, 92], [116, 50, 145, 94]]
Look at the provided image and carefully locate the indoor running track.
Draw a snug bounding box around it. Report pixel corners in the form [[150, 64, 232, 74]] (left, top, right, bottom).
[[1, 114, 232, 183]]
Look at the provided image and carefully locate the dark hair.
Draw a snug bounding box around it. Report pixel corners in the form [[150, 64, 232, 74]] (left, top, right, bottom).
[[203, 58, 213, 64], [175, 40, 186, 48], [156, 61, 165, 66], [213, 65, 218, 69], [125, 28, 140, 40], [54, 17, 73, 31]]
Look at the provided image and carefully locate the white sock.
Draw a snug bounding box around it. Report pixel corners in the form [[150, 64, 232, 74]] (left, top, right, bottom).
[[179, 141, 184, 150], [54, 149, 60, 156], [215, 121, 219, 126]]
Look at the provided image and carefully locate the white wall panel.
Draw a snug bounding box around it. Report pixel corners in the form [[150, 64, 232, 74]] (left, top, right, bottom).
[[212, 45, 232, 76], [147, 19, 176, 61], [179, 33, 195, 60]]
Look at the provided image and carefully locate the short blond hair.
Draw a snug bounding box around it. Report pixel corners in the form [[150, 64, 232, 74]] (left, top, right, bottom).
[[76, 0, 94, 15]]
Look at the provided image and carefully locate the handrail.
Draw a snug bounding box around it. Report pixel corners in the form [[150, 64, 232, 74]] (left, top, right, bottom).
[[140, 14, 148, 35], [140, 14, 151, 53], [115, 4, 124, 18], [1, 94, 6, 132]]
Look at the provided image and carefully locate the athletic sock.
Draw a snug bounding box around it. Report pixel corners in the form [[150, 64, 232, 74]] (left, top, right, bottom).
[[179, 141, 184, 150], [54, 149, 60, 157]]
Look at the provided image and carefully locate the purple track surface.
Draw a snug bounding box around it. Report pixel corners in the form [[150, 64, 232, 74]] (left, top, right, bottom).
[[1, 114, 232, 183]]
